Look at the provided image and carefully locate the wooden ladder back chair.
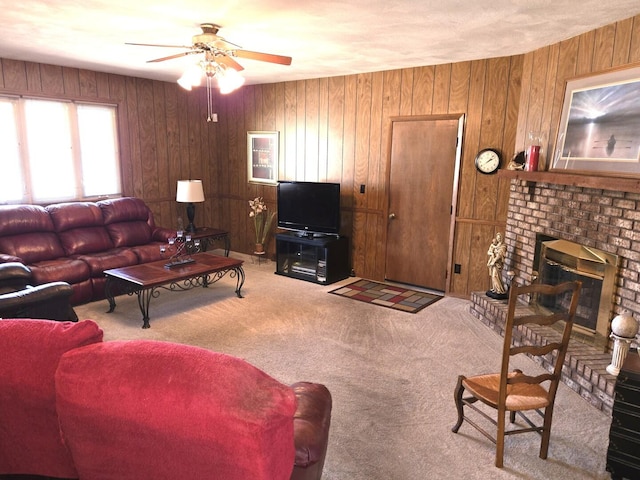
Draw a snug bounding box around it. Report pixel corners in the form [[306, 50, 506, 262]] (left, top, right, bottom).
[[452, 281, 582, 468]]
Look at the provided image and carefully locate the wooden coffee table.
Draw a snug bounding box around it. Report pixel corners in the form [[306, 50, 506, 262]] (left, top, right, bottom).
[[104, 253, 244, 328]]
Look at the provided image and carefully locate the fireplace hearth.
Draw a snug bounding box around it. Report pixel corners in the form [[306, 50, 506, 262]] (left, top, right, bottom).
[[470, 292, 616, 413], [467, 178, 640, 413]]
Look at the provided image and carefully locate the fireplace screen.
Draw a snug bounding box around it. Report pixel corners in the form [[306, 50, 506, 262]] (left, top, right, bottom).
[[537, 239, 617, 342]]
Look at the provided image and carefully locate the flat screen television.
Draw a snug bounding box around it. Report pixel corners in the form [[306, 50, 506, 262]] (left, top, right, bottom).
[[277, 181, 341, 236]]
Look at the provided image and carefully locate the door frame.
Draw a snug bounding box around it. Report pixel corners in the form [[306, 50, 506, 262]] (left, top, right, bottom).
[[383, 113, 465, 294]]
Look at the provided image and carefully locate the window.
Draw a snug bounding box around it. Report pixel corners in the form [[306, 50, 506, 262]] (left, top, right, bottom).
[[0, 96, 121, 205]]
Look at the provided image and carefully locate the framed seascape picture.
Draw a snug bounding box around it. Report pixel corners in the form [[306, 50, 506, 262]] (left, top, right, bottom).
[[247, 131, 279, 185], [551, 63, 640, 177]]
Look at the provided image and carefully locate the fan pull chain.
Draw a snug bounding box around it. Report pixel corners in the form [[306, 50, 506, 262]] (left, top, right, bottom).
[[206, 75, 214, 122]]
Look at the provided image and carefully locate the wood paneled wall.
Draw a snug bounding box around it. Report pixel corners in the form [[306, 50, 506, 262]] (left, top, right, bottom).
[[2, 13, 635, 297], [516, 14, 640, 167], [214, 58, 523, 296], [0, 55, 523, 296]]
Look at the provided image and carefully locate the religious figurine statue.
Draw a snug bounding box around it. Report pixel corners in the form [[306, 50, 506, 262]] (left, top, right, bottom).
[[486, 232, 508, 299]]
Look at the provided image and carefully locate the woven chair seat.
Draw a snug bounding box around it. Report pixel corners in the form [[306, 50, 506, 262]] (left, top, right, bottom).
[[462, 372, 550, 411]]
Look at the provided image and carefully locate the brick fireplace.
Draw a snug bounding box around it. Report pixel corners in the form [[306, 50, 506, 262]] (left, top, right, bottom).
[[504, 180, 640, 328], [470, 178, 640, 413]]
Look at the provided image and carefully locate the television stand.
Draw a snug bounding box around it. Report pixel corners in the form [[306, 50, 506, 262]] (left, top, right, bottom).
[[294, 231, 339, 239], [275, 233, 350, 285]]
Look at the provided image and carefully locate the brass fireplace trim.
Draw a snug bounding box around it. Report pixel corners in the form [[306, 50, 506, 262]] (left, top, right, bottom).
[[539, 239, 618, 345]]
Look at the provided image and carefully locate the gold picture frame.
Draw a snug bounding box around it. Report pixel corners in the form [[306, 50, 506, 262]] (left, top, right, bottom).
[[551, 63, 640, 177], [247, 131, 279, 185]]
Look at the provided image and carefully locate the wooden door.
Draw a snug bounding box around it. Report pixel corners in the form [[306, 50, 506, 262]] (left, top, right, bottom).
[[385, 115, 463, 291]]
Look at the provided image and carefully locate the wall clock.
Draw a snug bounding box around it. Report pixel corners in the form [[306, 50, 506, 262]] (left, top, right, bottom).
[[474, 148, 501, 174]]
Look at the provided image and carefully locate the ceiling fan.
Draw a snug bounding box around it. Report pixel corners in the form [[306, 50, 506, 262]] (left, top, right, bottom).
[[126, 23, 292, 72], [127, 23, 292, 121]]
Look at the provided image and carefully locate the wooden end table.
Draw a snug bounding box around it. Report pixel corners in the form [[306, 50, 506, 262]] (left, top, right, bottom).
[[104, 253, 244, 328]]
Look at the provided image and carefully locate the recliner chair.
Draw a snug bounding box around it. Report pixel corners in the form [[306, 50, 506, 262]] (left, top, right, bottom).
[[0, 263, 77, 322]]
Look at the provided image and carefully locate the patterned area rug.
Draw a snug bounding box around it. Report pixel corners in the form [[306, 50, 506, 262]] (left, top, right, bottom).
[[329, 279, 443, 313]]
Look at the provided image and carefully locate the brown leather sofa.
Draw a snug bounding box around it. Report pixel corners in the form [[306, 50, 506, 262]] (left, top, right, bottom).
[[0, 197, 175, 306]]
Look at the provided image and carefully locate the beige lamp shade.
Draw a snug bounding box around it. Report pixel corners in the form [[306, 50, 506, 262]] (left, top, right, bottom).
[[176, 180, 205, 203]]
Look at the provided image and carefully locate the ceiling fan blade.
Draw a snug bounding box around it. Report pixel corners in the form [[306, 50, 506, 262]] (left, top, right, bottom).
[[216, 54, 245, 71], [233, 49, 292, 66], [126, 42, 192, 49], [215, 36, 241, 49], [147, 50, 202, 63]]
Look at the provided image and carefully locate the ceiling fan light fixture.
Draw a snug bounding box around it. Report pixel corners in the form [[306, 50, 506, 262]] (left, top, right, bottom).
[[217, 66, 245, 94], [177, 64, 203, 90], [177, 73, 193, 91]]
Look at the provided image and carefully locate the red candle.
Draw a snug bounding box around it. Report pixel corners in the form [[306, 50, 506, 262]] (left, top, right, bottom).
[[526, 145, 540, 171]]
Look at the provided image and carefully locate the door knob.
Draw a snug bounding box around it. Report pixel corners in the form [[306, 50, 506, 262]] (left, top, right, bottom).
[[389, 213, 396, 220]]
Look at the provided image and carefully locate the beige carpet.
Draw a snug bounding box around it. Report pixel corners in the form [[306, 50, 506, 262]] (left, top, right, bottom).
[[74, 252, 613, 480]]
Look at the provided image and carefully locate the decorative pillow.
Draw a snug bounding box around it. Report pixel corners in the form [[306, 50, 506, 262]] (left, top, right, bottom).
[[0, 319, 103, 477], [55, 340, 297, 480]]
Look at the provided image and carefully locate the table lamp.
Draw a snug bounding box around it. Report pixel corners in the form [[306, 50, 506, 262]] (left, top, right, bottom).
[[176, 180, 205, 233]]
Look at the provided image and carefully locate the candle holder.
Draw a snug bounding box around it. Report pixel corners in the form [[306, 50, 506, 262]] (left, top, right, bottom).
[[164, 232, 202, 268]]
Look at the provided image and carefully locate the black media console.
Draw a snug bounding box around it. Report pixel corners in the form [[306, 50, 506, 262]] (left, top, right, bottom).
[[275, 232, 350, 285], [607, 351, 640, 479]]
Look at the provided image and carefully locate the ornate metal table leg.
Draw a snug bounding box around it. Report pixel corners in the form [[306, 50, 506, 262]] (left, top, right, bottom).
[[137, 288, 156, 329], [199, 237, 210, 252], [223, 235, 230, 257], [105, 276, 117, 313], [206, 233, 230, 256], [234, 266, 245, 298]]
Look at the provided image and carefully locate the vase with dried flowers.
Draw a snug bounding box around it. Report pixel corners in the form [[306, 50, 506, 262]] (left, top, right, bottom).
[[249, 197, 276, 253]]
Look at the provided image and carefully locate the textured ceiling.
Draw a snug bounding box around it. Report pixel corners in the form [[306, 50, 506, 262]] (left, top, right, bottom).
[[1, 0, 639, 87]]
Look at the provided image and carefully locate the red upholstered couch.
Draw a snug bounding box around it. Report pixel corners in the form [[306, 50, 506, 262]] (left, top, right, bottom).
[[0, 197, 175, 306], [0, 319, 332, 480]]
